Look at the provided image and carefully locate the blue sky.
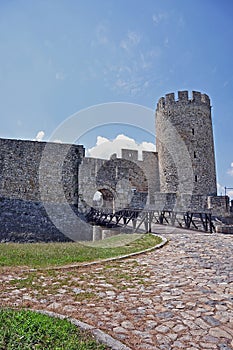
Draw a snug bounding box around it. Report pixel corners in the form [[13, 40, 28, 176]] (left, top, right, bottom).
[[0, 0, 233, 193]]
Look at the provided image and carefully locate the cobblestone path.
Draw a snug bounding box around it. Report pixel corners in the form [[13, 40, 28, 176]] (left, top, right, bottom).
[[0, 227, 232, 349]]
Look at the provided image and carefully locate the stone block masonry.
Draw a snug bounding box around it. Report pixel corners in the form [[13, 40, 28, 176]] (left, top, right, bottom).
[[0, 138, 84, 204], [156, 91, 217, 196], [0, 138, 85, 242]]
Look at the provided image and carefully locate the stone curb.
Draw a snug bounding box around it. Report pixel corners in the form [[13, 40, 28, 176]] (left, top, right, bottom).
[[33, 234, 168, 272], [34, 309, 132, 350]]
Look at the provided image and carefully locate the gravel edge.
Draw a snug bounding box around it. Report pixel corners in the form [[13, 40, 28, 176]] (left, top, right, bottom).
[[35, 233, 168, 271], [34, 309, 132, 350]]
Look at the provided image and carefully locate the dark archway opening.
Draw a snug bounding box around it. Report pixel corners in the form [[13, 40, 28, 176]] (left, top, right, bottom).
[[93, 188, 115, 210]]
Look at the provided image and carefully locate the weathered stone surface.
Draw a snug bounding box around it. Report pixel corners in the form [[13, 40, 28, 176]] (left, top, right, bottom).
[[121, 321, 134, 330], [209, 327, 232, 339], [0, 138, 85, 242], [155, 325, 170, 333], [156, 91, 216, 197], [79, 150, 159, 210], [113, 326, 128, 334]]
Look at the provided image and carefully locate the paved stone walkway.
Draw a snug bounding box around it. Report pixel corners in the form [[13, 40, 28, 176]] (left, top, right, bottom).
[[0, 226, 232, 349]]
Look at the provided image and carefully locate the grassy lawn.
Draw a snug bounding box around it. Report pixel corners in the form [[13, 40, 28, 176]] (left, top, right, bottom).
[[0, 233, 162, 268], [0, 309, 107, 350]]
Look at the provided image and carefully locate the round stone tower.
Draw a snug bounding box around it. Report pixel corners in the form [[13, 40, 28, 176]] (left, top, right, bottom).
[[156, 90, 217, 196]]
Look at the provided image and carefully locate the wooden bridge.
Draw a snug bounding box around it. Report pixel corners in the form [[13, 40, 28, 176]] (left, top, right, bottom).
[[85, 207, 215, 233]]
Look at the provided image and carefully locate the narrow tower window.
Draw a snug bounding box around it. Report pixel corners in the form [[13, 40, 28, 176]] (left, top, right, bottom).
[[192, 128, 195, 135], [194, 151, 197, 158], [195, 175, 198, 182]]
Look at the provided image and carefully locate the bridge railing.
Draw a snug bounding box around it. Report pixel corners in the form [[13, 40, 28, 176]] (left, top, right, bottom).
[[84, 207, 215, 233]]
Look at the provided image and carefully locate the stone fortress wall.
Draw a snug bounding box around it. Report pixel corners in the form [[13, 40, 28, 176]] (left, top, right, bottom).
[[0, 90, 231, 241], [0, 138, 85, 241], [0, 138, 84, 203]]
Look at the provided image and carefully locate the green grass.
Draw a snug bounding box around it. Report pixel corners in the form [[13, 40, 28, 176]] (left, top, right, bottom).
[[0, 309, 107, 350], [84, 233, 144, 247], [0, 233, 162, 268]]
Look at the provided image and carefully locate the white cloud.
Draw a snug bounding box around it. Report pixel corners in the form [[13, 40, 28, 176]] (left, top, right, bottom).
[[127, 31, 141, 46], [91, 23, 110, 47], [164, 37, 169, 47], [112, 76, 150, 97], [96, 136, 109, 146], [103, 46, 160, 97], [34, 131, 45, 142], [96, 24, 108, 45], [140, 53, 151, 70], [152, 12, 168, 25], [177, 15, 185, 28], [227, 162, 233, 176], [98, 25, 161, 98], [115, 78, 139, 95], [55, 72, 66, 80], [217, 183, 225, 196], [120, 31, 141, 51], [87, 134, 156, 160]]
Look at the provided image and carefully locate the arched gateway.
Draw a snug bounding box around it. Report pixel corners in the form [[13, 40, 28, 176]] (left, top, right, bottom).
[[78, 152, 154, 212]]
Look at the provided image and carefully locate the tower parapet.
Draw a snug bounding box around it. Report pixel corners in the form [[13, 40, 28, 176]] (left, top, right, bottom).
[[156, 90, 210, 112]]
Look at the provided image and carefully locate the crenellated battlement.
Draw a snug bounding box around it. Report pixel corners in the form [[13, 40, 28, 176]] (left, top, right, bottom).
[[156, 90, 210, 110], [121, 148, 157, 162]]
